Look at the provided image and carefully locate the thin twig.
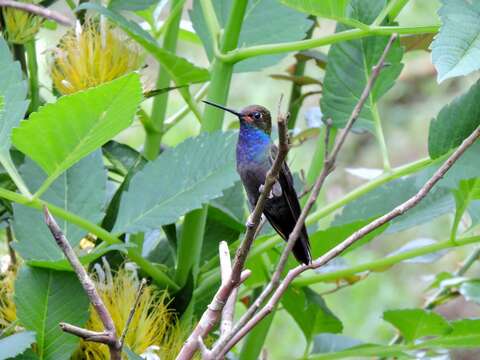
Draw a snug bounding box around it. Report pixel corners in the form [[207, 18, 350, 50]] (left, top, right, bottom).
[[209, 34, 399, 358], [219, 125, 480, 356], [43, 206, 121, 360], [5, 223, 16, 270], [175, 103, 290, 360], [0, 0, 73, 26], [119, 278, 147, 348]]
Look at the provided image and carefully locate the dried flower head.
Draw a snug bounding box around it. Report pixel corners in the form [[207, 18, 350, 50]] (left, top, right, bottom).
[[51, 19, 142, 95], [1, 1, 42, 44], [73, 263, 177, 360]]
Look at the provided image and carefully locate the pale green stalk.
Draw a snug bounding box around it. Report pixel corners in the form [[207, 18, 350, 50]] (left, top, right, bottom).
[[293, 235, 480, 287], [219, 25, 439, 63], [0, 186, 179, 290]]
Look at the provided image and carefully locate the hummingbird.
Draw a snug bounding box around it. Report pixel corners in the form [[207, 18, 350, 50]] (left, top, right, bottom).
[[203, 100, 312, 264]]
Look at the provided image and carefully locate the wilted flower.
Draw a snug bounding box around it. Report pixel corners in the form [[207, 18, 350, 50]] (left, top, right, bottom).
[[50, 19, 142, 95], [1, 1, 42, 44]]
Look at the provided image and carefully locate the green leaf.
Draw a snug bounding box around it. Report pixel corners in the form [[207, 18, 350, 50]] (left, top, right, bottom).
[[12, 151, 106, 263], [190, 0, 313, 72], [452, 178, 480, 232], [124, 347, 144, 360], [311, 334, 363, 354], [12, 73, 141, 193], [418, 142, 480, 189], [10, 348, 38, 360], [78, 3, 209, 85], [14, 266, 90, 360], [459, 280, 480, 304], [431, 0, 480, 82], [282, 287, 342, 341], [0, 331, 36, 360], [0, 36, 29, 155], [113, 131, 238, 233], [103, 140, 145, 177], [280, 0, 366, 28], [28, 244, 131, 271], [308, 343, 409, 359], [320, 0, 403, 132], [108, 0, 156, 11], [383, 309, 451, 343], [428, 80, 480, 158], [333, 175, 454, 233], [388, 238, 447, 264], [310, 220, 387, 260], [421, 319, 480, 348]]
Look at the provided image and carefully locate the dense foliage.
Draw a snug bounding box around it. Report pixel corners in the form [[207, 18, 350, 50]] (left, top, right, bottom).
[[0, 0, 479, 359]]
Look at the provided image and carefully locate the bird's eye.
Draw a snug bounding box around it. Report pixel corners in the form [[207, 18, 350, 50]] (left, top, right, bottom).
[[253, 112, 261, 120]]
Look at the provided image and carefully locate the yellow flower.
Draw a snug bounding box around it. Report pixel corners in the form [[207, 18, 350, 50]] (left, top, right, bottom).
[[73, 265, 177, 360], [0, 268, 17, 329], [51, 19, 142, 95], [1, 1, 42, 44]]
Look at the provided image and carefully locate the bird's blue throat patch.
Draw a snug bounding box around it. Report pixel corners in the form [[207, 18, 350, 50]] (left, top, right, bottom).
[[237, 122, 271, 165]]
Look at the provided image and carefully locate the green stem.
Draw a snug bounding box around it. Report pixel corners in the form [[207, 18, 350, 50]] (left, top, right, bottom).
[[143, 0, 185, 160], [200, 0, 221, 49], [372, 102, 391, 171], [372, 0, 409, 26], [177, 0, 248, 291], [175, 208, 207, 286], [25, 40, 40, 113], [387, 0, 411, 21], [65, 0, 76, 11], [424, 246, 480, 310], [239, 299, 275, 360], [220, 25, 439, 63], [164, 83, 209, 132], [287, 17, 316, 129], [0, 186, 179, 290], [0, 153, 32, 197], [301, 127, 337, 207], [293, 235, 480, 287]]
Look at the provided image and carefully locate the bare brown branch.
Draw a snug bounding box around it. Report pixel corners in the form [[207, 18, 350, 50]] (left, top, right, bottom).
[[175, 107, 290, 360], [0, 0, 73, 26], [44, 206, 121, 360]]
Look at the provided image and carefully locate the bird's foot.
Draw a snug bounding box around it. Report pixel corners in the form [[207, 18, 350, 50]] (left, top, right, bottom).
[[259, 184, 276, 199], [259, 183, 282, 199], [245, 214, 255, 228]]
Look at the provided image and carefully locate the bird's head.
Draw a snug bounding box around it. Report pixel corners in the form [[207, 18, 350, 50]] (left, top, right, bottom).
[[203, 101, 272, 135]]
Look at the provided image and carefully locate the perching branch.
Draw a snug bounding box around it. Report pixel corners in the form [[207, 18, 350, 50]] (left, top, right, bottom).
[[44, 206, 144, 360], [209, 34, 399, 358], [175, 102, 290, 360], [219, 125, 480, 356], [0, 0, 73, 26]]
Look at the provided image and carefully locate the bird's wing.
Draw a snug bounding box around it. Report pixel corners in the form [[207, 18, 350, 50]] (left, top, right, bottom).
[[269, 144, 302, 217], [267, 144, 311, 263]]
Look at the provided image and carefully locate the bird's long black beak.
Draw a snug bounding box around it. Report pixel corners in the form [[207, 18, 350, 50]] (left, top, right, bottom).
[[202, 100, 242, 117]]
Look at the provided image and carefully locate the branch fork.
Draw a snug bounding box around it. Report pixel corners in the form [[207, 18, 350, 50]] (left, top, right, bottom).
[[44, 206, 146, 360]]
